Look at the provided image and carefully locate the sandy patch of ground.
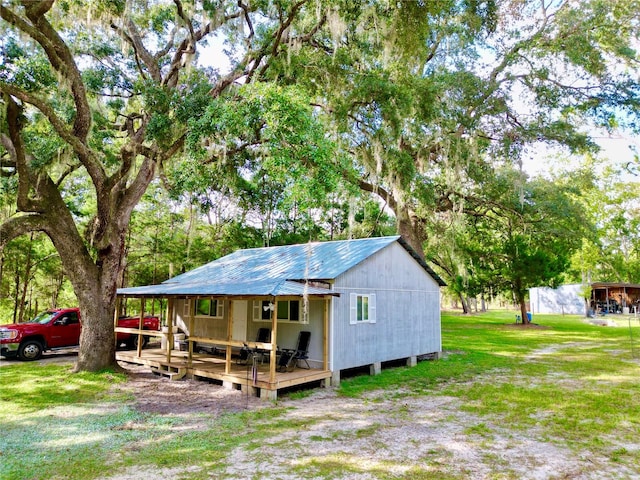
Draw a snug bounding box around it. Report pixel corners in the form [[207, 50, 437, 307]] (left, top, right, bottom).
[[116, 362, 265, 416], [6, 347, 637, 479], [104, 354, 638, 480]]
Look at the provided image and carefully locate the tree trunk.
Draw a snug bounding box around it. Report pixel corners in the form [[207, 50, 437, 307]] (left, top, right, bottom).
[[459, 293, 470, 314], [517, 293, 529, 324], [396, 204, 426, 258], [75, 291, 117, 372], [70, 229, 128, 372]]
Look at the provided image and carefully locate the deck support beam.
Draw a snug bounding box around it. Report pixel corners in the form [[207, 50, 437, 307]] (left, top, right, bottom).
[[113, 297, 121, 351], [187, 298, 195, 368], [165, 299, 174, 364], [323, 298, 329, 371]]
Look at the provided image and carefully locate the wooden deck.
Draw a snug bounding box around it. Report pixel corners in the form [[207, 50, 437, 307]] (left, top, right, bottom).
[[116, 348, 332, 399]]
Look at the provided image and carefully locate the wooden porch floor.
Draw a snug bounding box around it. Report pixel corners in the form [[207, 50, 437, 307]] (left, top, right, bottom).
[[116, 348, 332, 398]]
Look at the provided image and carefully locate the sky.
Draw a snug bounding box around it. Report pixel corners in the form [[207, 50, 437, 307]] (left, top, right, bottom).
[[522, 133, 639, 180]]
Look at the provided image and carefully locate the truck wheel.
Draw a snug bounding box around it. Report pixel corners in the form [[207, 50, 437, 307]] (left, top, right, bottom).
[[18, 340, 44, 361], [130, 335, 148, 350]]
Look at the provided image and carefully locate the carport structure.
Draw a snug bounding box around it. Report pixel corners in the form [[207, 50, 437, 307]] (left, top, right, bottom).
[[591, 282, 640, 314]]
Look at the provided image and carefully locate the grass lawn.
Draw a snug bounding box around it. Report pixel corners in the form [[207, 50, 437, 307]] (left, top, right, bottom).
[[1, 311, 639, 479]]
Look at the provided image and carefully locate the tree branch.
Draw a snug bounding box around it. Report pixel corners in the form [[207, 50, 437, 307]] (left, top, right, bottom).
[[0, 83, 106, 188], [0, 213, 48, 251], [15, 1, 93, 142]]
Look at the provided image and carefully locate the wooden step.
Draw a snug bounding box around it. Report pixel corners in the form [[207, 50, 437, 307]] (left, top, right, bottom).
[[151, 365, 187, 380]]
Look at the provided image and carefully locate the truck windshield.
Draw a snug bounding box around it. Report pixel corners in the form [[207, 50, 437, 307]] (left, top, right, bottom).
[[27, 311, 58, 324]]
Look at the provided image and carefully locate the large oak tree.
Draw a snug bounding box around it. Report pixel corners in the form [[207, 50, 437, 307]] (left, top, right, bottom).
[[275, 0, 639, 256], [0, 0, 337, 371]]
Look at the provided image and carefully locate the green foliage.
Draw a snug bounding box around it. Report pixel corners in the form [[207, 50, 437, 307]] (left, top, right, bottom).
[[0, 38, 57, 91], [188, 84, 339, 203], [2, 0, 639, 373], [124, 184, 263, 287], [0, 233, 74, 322], [561, 158, 640, 284], [429, 166, 590, 310]]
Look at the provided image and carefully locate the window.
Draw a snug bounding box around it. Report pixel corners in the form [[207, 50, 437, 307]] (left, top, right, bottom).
[[278, 300, 300, 321], [350, 293, 376, 324], [253, 300, 306, 323], [253, 301, 273, 321], [195, 299, 224, 318], [58, 311, 80, 325]]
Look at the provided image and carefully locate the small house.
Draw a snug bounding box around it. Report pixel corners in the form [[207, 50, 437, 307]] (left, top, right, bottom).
[[116, 236, 445, 399]]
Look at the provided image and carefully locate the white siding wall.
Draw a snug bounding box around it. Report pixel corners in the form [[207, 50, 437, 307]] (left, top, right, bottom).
[[529, 284, 585, 315], [331, 242, 442, 372], [174, 299, 228, 339], [267, 300, 325, 368]]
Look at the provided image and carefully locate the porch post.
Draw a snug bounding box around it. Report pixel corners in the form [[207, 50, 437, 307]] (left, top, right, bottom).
[[225, 300, 233, 374], [137, 298, 145, 357], [165, 298, 174, 364], [113, 296, 121, 351], [269, 297, 278, 384], [188, 297, 195, 367], [323, 297, 329, 371]]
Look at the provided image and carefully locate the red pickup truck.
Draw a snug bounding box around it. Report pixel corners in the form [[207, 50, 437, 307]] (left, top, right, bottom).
[[0, 308, 160, 361]]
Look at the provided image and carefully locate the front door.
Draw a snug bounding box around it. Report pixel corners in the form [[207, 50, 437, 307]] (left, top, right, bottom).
[[232, 300, 247, 341]]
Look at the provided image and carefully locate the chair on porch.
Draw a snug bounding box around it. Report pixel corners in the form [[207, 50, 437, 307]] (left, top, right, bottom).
[[277, 331, 311, 372], [237, 327, 271, 364]]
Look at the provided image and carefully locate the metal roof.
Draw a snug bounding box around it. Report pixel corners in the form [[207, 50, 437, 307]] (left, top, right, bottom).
[[117, 236, 445, 298], [118, 279, 336, 298], [591, 282, 640, 290]]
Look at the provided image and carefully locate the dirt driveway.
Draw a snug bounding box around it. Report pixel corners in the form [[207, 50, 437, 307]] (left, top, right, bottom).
[[0, 348, 79, 366]]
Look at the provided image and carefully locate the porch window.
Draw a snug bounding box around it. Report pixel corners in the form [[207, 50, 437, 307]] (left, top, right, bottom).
[[350, 293, 376, 324], [277, 300, 300, 321], [253, 300, 306, 323], [195, 298, 224, 318]]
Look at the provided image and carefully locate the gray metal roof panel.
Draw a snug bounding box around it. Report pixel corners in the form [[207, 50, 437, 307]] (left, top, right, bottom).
[[117, 236, 446, 297], [163, 236, 401, 285]]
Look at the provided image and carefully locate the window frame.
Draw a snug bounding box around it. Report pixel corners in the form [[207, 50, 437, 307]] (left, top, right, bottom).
[[252, 300, 307, 324], [194, 298, 224, 319], [350, 293, 376, 324]]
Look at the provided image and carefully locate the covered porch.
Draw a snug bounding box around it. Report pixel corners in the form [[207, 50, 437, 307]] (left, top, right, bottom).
[[591, 282, 640, 314], [114, 288, 336, 400]]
